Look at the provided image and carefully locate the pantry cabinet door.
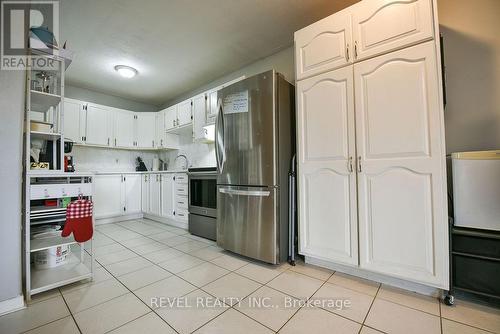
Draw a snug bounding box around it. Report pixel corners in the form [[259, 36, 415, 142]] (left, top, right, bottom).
[[177, 99, 192, 127], [63, 99, 84, 144], [149, 174, 161, 216], [114, 110, 135, 148], [161, 173, 175, 219], [141, 174, 150, 213], [124, 174, 142, 214], [136, 112, 156, 149], [354, 42, 448, 288], [192, 94, 207, 141], [297, 66, 358, 266], [85, 104, 112, 146], [295, 8, 352, 80], [165, 106, 177, 131], [93, 175, 123, 218], [352, 0, 434, 61]]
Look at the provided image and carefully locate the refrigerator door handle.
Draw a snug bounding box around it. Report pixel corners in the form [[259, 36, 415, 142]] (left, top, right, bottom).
[[215, 98, 226, 172], [219, 187, 271, 197]]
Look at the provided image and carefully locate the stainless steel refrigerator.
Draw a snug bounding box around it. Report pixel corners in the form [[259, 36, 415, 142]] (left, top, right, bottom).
[[215, 70, 295, 264]]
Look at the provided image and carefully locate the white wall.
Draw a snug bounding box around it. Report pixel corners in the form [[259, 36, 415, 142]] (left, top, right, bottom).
[[65, 85, 158, 112], [438, 0, 500, 153], [72, 146, 159, 172], [163, 46, 294, 108], [0, 71, 24, 304]]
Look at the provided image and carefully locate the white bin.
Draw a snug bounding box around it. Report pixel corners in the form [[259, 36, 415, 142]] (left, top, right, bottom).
[[452, 150, 500, 231], [34, 245, 71, 269]]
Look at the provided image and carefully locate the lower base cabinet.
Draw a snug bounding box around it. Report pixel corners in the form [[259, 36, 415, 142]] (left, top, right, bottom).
[[95, 172, 187, 223]]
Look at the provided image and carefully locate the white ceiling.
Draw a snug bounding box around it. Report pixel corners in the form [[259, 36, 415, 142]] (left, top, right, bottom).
[[61, 0, 357, 106]]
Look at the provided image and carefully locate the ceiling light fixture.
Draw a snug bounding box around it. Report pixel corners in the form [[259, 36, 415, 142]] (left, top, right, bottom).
[[114, 65, 138, 78]]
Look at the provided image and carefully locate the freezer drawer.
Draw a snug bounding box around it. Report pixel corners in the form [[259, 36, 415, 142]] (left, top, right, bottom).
[[217, 185, 278, 264]]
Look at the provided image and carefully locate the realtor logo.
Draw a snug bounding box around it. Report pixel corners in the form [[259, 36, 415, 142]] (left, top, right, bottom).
[[1, 0, 59, 70]]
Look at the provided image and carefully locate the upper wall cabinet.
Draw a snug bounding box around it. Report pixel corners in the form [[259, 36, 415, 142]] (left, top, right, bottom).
[[165, 106, 177, 131], [352, 0, 434, 61], [177, 99, 193, 127], [63, 99, 84, 144], [84, 104, 113, 147], [295, 8, 352, 80], [192, 93, 208, 141], [114, 110, 135, 148], [136, 112, 157, 149]]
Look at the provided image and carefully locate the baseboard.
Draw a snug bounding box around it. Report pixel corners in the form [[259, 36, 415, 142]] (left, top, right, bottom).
[[305, 256, 442, 297], [0, 295, 25, 316], [144, 214, 188, 230], [95, 213, 143, 225]]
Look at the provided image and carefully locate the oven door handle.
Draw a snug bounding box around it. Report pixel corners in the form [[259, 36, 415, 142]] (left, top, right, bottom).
[[218, 187, 270, 197]]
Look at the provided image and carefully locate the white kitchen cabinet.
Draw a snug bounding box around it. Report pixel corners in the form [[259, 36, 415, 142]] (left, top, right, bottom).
[[124, 174, 142, 214], [354, 41, 447, 286], [351, 0, 433, 61], [114, 110, 135, 148], [141, 174, 150, 213], [297, 66, 358, 266], [192, 93, 208, 141], [177, 99, 193, 127], [149, 173, 161, 216], [84, 104, 112, 147], [160, 173, 175, 219], [206, 90, 218, 124], [94, 174, 123, 218], [174, 173, 189, 222], [136, 112, 156, 149], [165, 106, 177, 131], [155, 110, 166, 149], [295, 7, 352, 80], [63, 98, 84, 144]]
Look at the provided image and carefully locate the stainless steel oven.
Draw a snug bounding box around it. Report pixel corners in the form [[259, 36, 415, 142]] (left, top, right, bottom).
[[188, 167, 217, 240]]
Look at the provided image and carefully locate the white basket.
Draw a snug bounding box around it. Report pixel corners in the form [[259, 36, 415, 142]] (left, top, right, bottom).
[[34, 245, 71, 269]]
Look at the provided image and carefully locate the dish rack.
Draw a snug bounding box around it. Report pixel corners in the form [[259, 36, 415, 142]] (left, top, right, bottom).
[[24, 174, 95, 301]]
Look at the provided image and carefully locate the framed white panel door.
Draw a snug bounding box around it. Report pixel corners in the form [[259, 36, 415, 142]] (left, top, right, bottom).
[[114, 110, 135, 148], [141, 174, 150, 213], [156, 110, 166, 148], [297, 66, 358, 266], [177, 99, 192, 126], [354, 41, 448, 288], [136, 112, 156, 148], [85, 104, 112, 146], [295, 8, 352, 80], [192, 94, 207, 141], [352, 0, 434, 61], [160, 173, 175, 219], [165, 106, 177, 130], [149, 174, 161, 216], [206, 90, 218, 124], [124, 174, 142, 214], [63, 99, 83, 144], [93, 175, 123, 218]]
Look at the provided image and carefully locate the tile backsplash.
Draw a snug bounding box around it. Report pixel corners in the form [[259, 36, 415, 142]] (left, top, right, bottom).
[[160, 134, 216, 169], [72, 146, 159, 172]]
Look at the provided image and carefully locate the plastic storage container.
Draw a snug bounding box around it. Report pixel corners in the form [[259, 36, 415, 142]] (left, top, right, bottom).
[[34, 245, 71, 269], [452, 150, 500, 231]]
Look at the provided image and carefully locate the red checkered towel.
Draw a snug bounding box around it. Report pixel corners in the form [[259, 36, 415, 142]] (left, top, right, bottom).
[[62, 199, 94, 242]]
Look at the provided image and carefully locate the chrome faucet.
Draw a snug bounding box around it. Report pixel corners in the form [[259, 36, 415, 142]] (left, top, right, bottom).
[[174, 154, 189, 170]]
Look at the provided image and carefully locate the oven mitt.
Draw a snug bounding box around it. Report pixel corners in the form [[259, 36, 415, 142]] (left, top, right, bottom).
[[62, 199, 94, 243]]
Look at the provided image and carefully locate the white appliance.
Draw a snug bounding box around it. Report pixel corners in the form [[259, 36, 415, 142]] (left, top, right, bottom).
[[452, 150, 500, 231]]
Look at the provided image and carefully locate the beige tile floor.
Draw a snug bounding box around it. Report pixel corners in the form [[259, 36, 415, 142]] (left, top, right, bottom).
[[1, 219, 499, 334]]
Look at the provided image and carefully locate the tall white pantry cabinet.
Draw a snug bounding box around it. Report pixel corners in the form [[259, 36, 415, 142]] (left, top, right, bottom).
[[295, 0, 448, 289]]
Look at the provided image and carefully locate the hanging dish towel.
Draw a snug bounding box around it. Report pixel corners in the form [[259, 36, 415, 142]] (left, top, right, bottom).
[[62, 199, 94, 242]]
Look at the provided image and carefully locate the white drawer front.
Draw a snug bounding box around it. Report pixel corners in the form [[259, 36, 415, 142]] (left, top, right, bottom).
[[176, 184, 188, 196], [175, 173, 188, 184], [175, 197, 188, 210], [31, 183, 92, 200], [175, 209, 189, 221]]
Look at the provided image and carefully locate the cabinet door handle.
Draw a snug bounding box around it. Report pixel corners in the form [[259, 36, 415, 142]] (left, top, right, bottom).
[[348, 157, 353, 173], [160, 139, 163, 146], [152, 140, 154, 147], [354, 41, 358, 59], [358, 156, 362, 173], [346, 44, 350, 62]]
